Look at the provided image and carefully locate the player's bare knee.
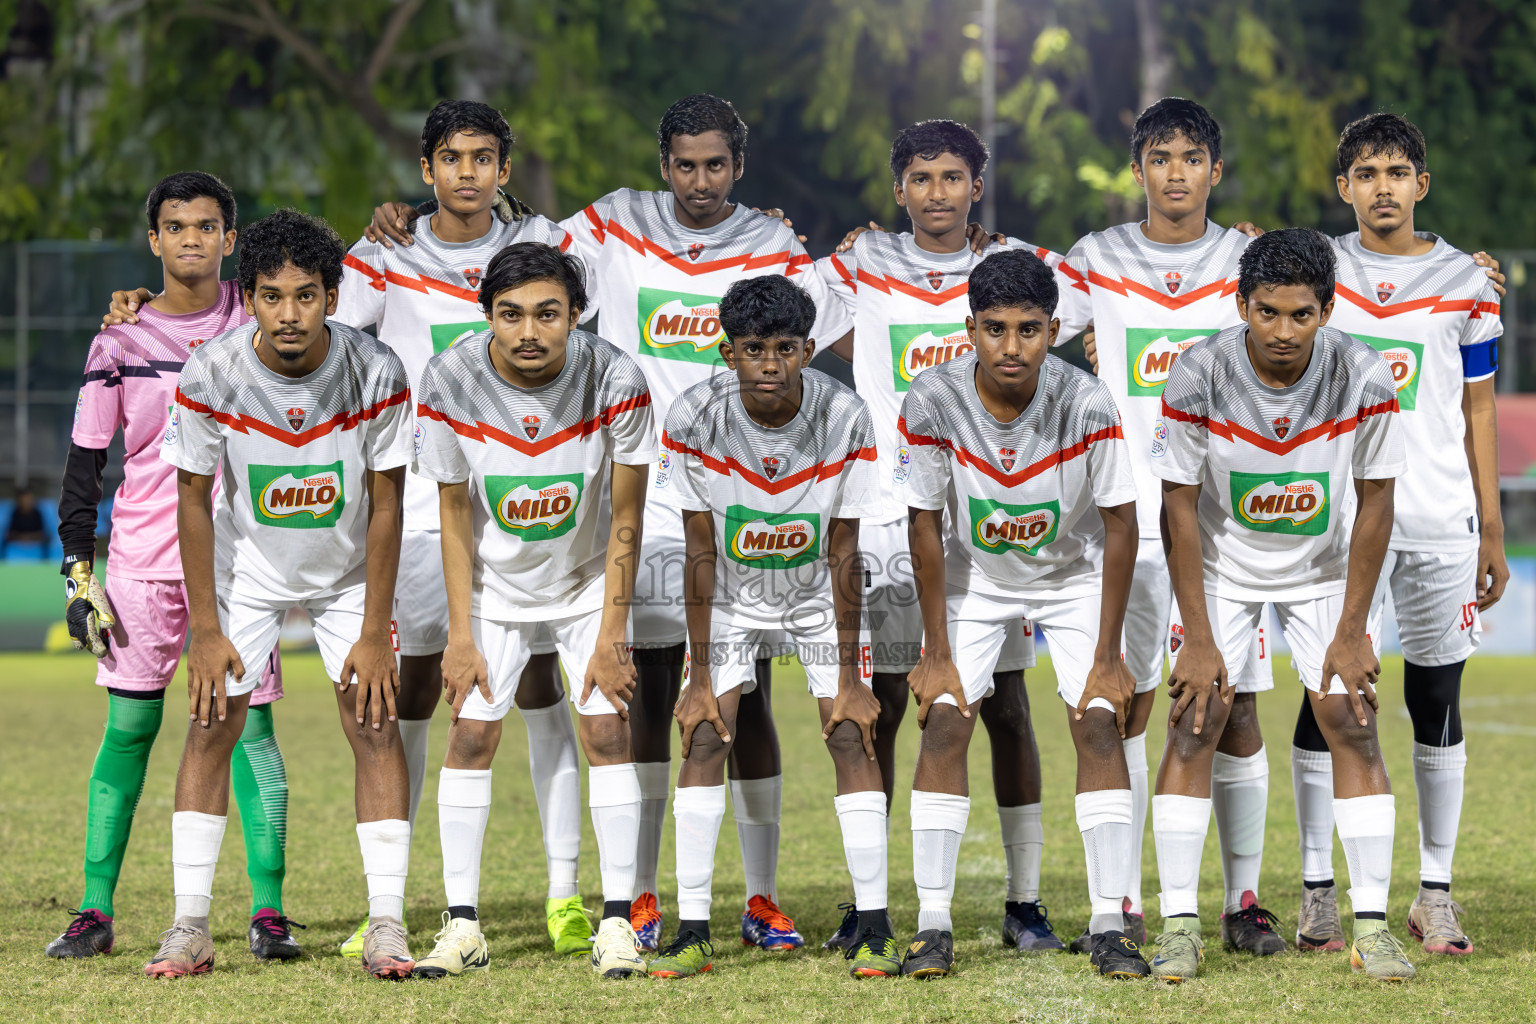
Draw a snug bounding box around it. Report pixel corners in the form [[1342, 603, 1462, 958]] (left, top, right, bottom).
[[579, 713, 632, 765], [1165, 708, 1219, 762], [822, 719, 867, 768], [1069, 708, 1122, 762], [446, 718, 499, 766], [919, 704, 974, 758]]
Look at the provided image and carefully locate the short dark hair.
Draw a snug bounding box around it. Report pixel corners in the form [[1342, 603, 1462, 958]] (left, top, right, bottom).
[[889, 119, 989, 182], [421, 99, 514, 167], [1336, 112, 1427, 177], [1130, 97, 1222, 167], [719, 275, 816, 343], [145, 171, 237, 233], [658, 93, 748, 166], [478, 242, 588, 317], [1237, 227, 1336, 306], [237, 209, 347, 296], [968, 249, 1058, 317]]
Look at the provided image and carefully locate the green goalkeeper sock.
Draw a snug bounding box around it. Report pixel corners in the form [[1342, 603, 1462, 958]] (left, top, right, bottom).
[[231, 702, 289, 916], [81, 692, 164, 917]]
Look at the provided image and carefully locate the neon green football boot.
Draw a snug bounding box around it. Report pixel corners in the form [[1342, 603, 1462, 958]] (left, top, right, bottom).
[[648, 930, 714, 978], [547, 895, 594, 955]]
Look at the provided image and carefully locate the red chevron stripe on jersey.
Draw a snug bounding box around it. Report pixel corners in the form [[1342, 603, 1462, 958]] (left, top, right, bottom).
[[174, 386, 410, 448], [899, 417, 1123, 486], [1333, 282, 1501, 320], [596, 217, 809, 277], [417, 392, 651, 455], [1058, 260, 1240, 310], [1160, 397, 1399, 455], [661, 430, 875, 494]]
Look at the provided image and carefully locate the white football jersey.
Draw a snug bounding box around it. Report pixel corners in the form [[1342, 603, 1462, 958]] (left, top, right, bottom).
[[1327, 232, 1501, 553], [1153, 324, 1405, 601], [413, 329, 653, 621], [814, 231, 1090, 522], [658, 368, 879, 631], [160, 321, 413, 601], [559, 188, 837, 431], [1059, 220, 1253, 537], [335, 210, 574, 531], [897, 354, 1136, 602]]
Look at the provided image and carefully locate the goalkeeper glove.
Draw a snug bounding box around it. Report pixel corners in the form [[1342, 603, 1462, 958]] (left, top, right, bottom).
[[64, 559, 115, 657]]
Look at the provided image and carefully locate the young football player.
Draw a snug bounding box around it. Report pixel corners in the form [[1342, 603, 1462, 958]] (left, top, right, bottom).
[[1056, 98, 1280, 952], [897, 249, 1143, 980], [147, 210, 415, 980], [1151, 227, 1413, 982], [812, 119, 1089, 952], [1284, 113, 1504, 956], [48, 172, 295, 962], [410, 242, 651, 980], [363, 94, 833, 952], [649, 274, 882, 979]]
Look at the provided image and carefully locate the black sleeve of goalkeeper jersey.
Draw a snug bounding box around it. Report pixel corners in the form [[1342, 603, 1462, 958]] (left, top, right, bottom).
[[58, 443, 109, 571]]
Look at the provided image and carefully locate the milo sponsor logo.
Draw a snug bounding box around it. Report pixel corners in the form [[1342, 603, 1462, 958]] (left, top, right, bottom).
[[725, 505, 820, 569], [888, 323, 972, 391], [249, 461, 345, 528], [487, 474, 583, 540], [1125, 328, 1215, 396], [1354, 335, 1424, 411], [1231, 471, 1330, 536], [429, 321, 487, 355], [968, 496, 1060, 555], [638, 287, 725, 365]]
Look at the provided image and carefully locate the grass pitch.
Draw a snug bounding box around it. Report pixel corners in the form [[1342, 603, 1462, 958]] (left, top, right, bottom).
[[2, 651, 1534, 1023]]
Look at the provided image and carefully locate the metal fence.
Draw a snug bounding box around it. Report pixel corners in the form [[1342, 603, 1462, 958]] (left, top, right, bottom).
[[5, 239, 1536, 495]]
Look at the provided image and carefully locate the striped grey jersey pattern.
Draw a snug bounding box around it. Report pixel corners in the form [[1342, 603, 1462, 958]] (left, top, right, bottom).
[[1154, 323, 1405, 599], [897, 353, 1136, 601]]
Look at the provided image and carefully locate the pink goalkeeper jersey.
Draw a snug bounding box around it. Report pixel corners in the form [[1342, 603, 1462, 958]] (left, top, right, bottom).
[[72, 280, 249, 580]]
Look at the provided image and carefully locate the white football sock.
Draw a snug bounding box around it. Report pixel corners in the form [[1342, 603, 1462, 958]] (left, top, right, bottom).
[[1334, 793, 1394, 916], [1413, 740, 1466, 885], [1152, 794, 1210, 917], [438, 767, 492, 909], [357, 818, 412, 921], [589, 763, 642, 908], [1291, 745, 1336, 882], [911, 790, 970, 933], [520, 702, 581, 899], [397, 718, 431, 830], [1123, 732, 1149, 916], [673, 785, 726, 922], [1212, 746, 1268, 913], [835, 791, 888, 911], [171, 810, 227, 921], [997, 804, 1043, 903], [635, 761, 670, 898], [1076, 789, 1133, 936], [730, 775, 781, 904]]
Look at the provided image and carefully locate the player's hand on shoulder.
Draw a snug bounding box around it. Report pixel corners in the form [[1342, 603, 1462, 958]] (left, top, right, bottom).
[[582, 631, 635, 719], [441, 636, 491, 724], [1079, 651, 1138, 737], [1232, 222, 1266, 239], [102, 287, 155, 329], [965, 222, 1007, 254], [1165, 637, 1229, 737], [835, 222, 885, 254], [751, 207, 807, 244], [186, 627, 242, 728], [674, 663, 729, 758], [1471, 252, 1506, 298], [365, 201, 421, 249], [1082, 327, 1099, 374], [342, 631, 400, 731], [908, 646, 968, 727], [1320, 631, 1379, 727]]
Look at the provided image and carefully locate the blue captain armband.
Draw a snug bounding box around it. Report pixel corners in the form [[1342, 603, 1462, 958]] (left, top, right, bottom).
[[1462, 337, 1498, 380]]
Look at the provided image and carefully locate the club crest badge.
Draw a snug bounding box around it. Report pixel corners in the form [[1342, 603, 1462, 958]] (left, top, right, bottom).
[[1164, 271, 1183, 295], [1376, 281, 1396, 304], [762, 456, 782, 480], [687, 243, 705, 262], [286, 407, 306, 431], [464, 267, 483, 289], [1272, 416, 1291, 439], [522, 414, 541, 440], [998, 447, 1016, 472], [1169, 622, 1184, 654], [926, 270, 945, 292]]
